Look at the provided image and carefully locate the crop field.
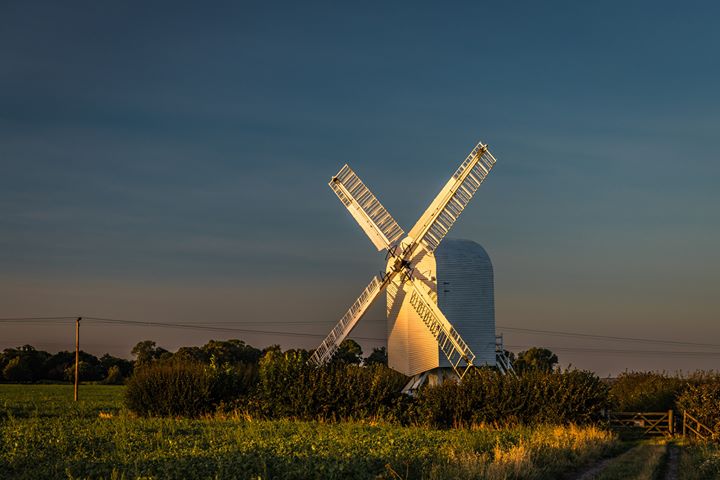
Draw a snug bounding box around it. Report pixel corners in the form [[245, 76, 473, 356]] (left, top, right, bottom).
[[0, 384, 625, 480]]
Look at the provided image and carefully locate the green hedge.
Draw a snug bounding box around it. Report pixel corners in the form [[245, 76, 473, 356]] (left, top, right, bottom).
[[609, 372, 685, 412], [246, 349, 409, 422], [609, 371, 720, 420], [677, 381, 720, 434], [125, 361, 257, 417], [413, 368, 610, 428], [246, 352, 609, 427], [125, 352, 612, 427]]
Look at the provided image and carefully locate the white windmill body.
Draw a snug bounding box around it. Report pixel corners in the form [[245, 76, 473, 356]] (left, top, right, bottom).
[[387, 239, 498, 388], [435, 239, 496, 369], [309, 141, 510, 387]]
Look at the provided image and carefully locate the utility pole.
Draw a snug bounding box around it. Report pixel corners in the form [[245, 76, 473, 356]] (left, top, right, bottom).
[[74, 317, 81, 401]]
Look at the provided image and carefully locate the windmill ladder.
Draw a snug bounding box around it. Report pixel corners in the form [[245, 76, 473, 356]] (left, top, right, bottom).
[[408, 289, 476, 378]]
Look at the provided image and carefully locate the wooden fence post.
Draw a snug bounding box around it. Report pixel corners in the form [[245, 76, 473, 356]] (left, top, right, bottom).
[[683, 410, 686, 437], [668, 410, 673, 435], [74, 317, 81, 402]]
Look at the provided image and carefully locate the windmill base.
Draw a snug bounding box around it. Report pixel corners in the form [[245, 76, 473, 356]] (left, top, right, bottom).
[[402, 367, 462, 394]]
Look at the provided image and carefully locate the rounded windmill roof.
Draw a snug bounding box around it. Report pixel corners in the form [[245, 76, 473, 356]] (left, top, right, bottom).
[[435, 238, 493, 269]]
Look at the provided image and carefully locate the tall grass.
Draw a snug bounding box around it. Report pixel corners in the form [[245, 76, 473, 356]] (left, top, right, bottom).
[[678, 441, 720, 480], [430, 424, 617, 480]]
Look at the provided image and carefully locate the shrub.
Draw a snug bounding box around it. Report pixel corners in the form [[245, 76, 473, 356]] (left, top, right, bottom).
[[247, 349, 409, 422], [124, 348, 611, 427], [413, 368, 610, 428], [124, 361, 256, 417], [677, 381, 720, 434], [213, 361, 258, 409], [609, 372, 685, 412]]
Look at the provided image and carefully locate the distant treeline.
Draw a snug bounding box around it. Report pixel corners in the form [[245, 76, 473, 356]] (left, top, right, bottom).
[[0, 345, 132, 384], [0, 335, 561, 386], [0, 338, 388, 385]]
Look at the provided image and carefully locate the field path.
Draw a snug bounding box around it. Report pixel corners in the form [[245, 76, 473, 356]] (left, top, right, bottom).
[[663, 443, 680, 480], [571, 441, 668, 480], [571, 455, 619, 480]]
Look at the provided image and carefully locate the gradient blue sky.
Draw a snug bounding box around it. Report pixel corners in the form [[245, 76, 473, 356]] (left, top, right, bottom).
[[1, 1, 719, 375]]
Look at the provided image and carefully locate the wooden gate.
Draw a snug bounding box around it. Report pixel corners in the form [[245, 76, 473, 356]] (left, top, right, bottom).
[[608, 411, 674, 438], [683, 411, 716, 441]]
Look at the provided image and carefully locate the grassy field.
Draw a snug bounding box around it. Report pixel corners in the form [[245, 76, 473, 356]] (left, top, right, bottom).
[[0, 384, 621, 479]]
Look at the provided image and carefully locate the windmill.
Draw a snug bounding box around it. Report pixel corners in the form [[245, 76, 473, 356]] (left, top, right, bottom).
[[309, 141, 509, 388]]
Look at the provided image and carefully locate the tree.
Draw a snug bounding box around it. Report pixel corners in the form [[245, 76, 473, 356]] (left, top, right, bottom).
[[513, 347, 559, 374], [131, 340, 170, 366], [64, 361, 99, 382], [261, 345, 282, 358], [174, 346, 208, 364], [43, 351, 76, 381], [201, 339, 261, 366], [2, 345, 50, 381], [331, 339, 363, 365], [42, 350, 103, 382], [364, 347, 388, 366], [3, 356, 32, 382], [99, 353, 133, 378], [102, 365, 125, 385]]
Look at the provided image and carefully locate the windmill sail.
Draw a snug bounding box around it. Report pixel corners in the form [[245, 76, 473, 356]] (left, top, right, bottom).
[[407, 278, 476, 378], [407, 142, 496, 253], [314, 139, 500, 386], [309, 275, 386, 365], [330, 164, 404, 251]]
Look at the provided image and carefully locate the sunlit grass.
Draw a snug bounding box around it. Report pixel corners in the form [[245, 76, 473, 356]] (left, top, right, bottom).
[[0, 384, 620, 480]]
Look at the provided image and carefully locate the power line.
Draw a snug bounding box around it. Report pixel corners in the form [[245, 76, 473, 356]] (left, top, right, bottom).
[[498, 325, 720, 350], [3, 316, 720, 353], [506, 345, 720, 357], [189, 320, 387, 325], [83, 316, 386, 342], [84, 319, 720, 351], [0, 316, 76, 321], [0, 315, 386, 341]]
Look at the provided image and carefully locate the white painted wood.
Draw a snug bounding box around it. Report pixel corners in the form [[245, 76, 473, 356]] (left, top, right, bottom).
[[436, 239, 496, 368], [407, 142, 496, 253], [309, 275, 386, 365], [316, 140, 500, 382], [387, 254, 439, 376], [329, 164, 404, 251]]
